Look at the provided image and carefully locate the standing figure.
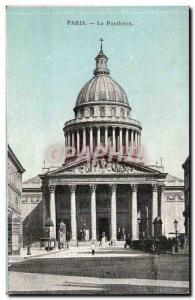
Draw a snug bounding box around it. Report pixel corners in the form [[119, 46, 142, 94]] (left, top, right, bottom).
[[91, 243, 95, 255], [83, 227, 86, 241]]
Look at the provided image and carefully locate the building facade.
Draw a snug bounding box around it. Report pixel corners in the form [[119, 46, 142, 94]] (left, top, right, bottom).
[[36, 46, 185, 244], [163, 175, 185, 237], [8, 145, 25, 254], [22, 176, 43, 246], [182, 156, 190, 244]]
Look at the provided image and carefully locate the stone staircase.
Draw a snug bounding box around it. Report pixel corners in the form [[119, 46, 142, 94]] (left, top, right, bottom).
[[72, 240, 125, 247], [24, 240, 126, 248]]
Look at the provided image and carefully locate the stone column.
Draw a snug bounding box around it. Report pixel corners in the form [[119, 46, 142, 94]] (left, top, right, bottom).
[[77, 129, 80, 155], [131, 130, 134, 151], [97, 127, 100, 149], [160, 185, 165, 236], [71, 131, 75, 149], [69, 185, 77, 241], [67, 132, 70, 148], [131, 184, 138, 240], [110, 184, 117, 241], [137, 132, 139, 151], [49, 185, 56, 239], [90, 184, 97, 241], [139, 132, 141, 146], [112, 127, 116, 153], [83, 127, 86, 153], [65, 133, 67, 149], [151, 184, 158, 236], [125, 128, 129, 154], [90, 127, 93, 155], [134, 131, 137, 153], [137, 132, 139, 147], [119, 128, 123, 154], [105, 127, 108, 149], [41, 184, 47, 233]]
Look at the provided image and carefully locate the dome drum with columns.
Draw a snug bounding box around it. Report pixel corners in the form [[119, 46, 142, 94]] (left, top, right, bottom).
[[63, 44, 142, 162]]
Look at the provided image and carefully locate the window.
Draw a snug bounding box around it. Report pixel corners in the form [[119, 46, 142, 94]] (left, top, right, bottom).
[[15, 196, 19, 207], [111, 107, 115, 117], [120, 108, 124, 118], [90, 107, 94, 117], [100, 106, 105, 117]]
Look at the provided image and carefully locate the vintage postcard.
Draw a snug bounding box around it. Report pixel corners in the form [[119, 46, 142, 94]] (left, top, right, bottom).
[[7, 6, 190, 295]]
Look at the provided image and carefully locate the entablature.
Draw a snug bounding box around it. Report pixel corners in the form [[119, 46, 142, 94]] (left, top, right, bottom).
[[64, 118, 142, 132], [47, 174, 166, 187]]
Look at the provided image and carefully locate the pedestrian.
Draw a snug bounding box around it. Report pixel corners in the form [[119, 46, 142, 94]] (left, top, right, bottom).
[[180, 235, 185, 249], [91, 242, 95, 255]]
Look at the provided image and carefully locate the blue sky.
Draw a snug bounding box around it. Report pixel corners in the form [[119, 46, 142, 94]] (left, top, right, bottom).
[[7, 6, 189, 180]]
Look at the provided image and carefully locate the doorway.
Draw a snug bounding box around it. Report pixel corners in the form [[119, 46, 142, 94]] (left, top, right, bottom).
[[97, 218, 110, 241]]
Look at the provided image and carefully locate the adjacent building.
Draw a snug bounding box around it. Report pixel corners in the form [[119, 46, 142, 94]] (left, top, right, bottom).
[[22, 176, 43, 246], [163, 174, 185, 237], [182, 156, 190, 245], [8, 145, 25, 254]]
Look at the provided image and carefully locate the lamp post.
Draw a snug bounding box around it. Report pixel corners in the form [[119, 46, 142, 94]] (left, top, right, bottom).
[[174, 219, 178, 253], [26, 224, 31, 255]]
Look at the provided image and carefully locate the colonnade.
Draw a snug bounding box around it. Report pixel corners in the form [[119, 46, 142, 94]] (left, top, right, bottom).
[[48, 184, 163, 241], [64, 126, 141, 155]]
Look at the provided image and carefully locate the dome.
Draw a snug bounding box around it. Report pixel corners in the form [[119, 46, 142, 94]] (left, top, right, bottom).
[[76, 76, 129, 106], [75, 47, 130, 108]]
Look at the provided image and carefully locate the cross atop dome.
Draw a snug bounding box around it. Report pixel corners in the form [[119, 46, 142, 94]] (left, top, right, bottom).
[[99, 38, 104, 51], [94, 39, 110, 76]]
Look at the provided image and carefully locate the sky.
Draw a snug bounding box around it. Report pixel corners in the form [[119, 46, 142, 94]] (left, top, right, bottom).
[[6, 6, 189, 180]]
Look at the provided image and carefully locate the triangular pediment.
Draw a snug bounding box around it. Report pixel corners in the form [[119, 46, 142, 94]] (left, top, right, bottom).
[[46, 155, 164, 177]]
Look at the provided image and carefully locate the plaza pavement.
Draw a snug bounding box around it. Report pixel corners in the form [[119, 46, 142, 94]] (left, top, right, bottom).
[[8, 244, 151, 264], [8, 272, 189, 295], [8, 245, 190, 295]]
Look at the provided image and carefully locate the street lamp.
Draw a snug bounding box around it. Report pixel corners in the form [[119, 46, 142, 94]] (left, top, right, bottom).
[[174, 219, 178, 253], [26, 224, 31, 255]]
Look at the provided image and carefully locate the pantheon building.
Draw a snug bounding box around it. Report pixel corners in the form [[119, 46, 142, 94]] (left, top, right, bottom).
[[22, 44, 185, 245]]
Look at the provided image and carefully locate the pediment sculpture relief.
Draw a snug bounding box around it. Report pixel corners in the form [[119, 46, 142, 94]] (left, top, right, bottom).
[[63, 159, 144, 174]]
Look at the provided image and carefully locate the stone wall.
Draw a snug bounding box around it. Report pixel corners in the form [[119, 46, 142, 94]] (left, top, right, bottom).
[[164, 189, 185, 237], [22, 192, 44, 246], [8, 148, 24, 255]]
